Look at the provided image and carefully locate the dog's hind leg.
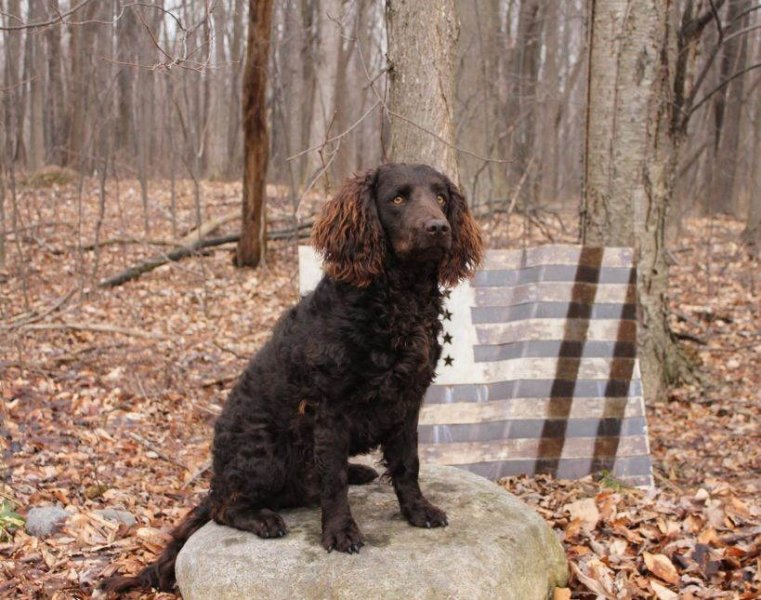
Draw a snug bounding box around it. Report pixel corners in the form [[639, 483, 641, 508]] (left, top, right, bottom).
[[347, 463, 379, 485], [212, 500, 287, 538]]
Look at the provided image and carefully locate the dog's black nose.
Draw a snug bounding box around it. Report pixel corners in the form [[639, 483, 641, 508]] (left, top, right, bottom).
[[425, 219, 451, 236]]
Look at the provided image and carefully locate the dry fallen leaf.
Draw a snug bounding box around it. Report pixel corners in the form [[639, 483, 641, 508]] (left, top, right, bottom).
[[643, 551, 680, 585], [650, 579, 679, 600], [564, 498, 600, 531], [569, 560, 615, 599]]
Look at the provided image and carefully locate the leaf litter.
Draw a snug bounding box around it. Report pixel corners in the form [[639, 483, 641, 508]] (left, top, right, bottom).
[[0, 181, 758, 598]]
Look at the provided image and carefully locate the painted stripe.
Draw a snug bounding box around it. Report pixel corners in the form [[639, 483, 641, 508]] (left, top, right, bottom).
[[471, 302, 637, 323], [474, 319, 637, 345], [472, 265, 635, 287], [473, 340, 637, 362], [424, 379, 641, 403], [475, 282, 635, 307], [419, 396, 643, 425], [482, 246, 635, 270], [449, 455, 652, 485], [470, 356, 637, 382], [417, 416, 647, 443], [419, 435, 648, 464]]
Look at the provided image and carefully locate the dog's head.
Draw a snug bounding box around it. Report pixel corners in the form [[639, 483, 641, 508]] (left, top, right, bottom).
[[312, 163, 483, 287]]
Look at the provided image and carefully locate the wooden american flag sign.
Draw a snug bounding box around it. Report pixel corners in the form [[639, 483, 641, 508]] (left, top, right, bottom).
[[299, 244, 653, 487]]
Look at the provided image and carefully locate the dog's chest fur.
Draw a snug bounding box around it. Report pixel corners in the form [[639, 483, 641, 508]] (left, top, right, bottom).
[[338, 275, 444, 446]]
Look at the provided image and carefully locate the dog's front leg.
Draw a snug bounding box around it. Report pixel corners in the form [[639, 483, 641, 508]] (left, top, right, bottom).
[[314, 410, 364, 553], [382, 412, 448, 528]]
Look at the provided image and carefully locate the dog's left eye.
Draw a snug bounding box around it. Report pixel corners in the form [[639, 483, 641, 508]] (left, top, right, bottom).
[[392, 196, 405, 205], [436, 195, 446, 206]]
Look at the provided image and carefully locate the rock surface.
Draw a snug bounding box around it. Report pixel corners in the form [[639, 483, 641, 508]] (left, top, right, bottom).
[[176, 465, 567, 600], [93, 508, 136, 526], [25, 505, 69, 537]]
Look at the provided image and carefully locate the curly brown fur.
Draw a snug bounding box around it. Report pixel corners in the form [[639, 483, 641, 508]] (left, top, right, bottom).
[[101, 163, 482, 593]]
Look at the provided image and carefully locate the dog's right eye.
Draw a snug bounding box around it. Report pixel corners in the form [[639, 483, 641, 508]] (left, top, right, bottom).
[[391, 196, 405, 205]]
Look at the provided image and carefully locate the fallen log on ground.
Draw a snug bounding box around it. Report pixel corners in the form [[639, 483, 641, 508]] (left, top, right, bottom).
[[98, 223, 312, 288]]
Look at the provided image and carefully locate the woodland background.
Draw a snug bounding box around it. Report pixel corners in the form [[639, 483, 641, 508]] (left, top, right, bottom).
[[1, 0, 760, 598], [2, 0, 760, 220]]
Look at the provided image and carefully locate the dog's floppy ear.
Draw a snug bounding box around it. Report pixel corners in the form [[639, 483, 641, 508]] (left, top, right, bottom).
[[439, 177, 484, 287], [312, 169, 385, 287]]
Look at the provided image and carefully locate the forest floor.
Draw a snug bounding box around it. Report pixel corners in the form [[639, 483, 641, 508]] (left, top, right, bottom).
[[1, 175, 759, 599]]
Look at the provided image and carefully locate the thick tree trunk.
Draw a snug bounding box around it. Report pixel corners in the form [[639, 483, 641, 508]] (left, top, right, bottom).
[[66, 1, 99, 168], [236, 0, 274, 268], [386, 0, 459, 178], [583, 0, 684, 402], [583, 0, 649, 246]]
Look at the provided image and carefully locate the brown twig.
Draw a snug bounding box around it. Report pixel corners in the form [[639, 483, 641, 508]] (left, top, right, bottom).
[[17, 322, 168, 340], [127, 432, 187, 470]]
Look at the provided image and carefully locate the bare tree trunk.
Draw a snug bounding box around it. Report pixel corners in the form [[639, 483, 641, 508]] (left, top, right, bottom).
[[45, 0, 66, 165], [583, 0, 680, 402], [742, 83, 761, 251], [353, 0, 385, 171], [386, 0, 459, 178], [66, 1, 99, 169], [116, 1, 138, 159], [28, 1, 46, 170], [309, 0, 341, 187], [511, 0, 542, 206], [297, 0, 318, 185], [455, 0, 501, 202], [3, 0, 23, 167], [227, 0, 247, 177], [0, 115, 5, 268], [707, 0, 751, 214], [206, 0, 230, 177], [540, 2, 561, 200], [331, 1, 358, 182], [236, 0, 275, 268]]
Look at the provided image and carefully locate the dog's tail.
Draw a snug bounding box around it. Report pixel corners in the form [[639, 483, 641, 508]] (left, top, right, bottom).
[[100, 500, 211, 594]]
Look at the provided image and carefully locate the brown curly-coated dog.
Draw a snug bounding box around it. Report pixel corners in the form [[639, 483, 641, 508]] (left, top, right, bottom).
[[101, 163, 483, 594]]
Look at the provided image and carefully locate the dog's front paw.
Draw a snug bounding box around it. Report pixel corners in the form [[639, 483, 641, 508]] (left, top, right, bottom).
[[404, 501, 449, 528], [322, 517, 364, 554]]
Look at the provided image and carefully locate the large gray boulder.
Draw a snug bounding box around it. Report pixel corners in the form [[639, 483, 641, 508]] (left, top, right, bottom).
[[176, 465, 567, 600]]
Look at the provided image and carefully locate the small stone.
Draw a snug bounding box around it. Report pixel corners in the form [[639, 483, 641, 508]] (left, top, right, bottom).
[[176, 465, 568, 600], [25, 505, 69, 537], [93, 508, 137, 527]]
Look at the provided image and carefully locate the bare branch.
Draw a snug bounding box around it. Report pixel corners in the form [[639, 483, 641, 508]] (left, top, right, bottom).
[[708, 0, 725, 44], [0, 0, 95, 31], [680, 0, 727, 42], [689, 61, 761, 117], [680, 21, 761, 127], [286, 100, 381, 161]]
